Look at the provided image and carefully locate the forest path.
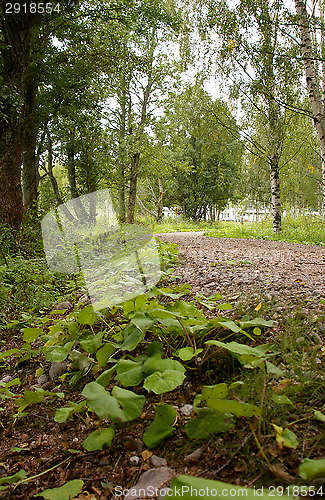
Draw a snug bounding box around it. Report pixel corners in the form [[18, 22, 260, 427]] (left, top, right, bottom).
[[155, 232, 325, 316]]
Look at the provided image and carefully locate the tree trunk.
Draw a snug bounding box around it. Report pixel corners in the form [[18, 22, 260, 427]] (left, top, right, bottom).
[[0, 12, 34, 230], [46, 130, 76, 222], [270, 158, 281, 233], [118, 182, 126, 223], [0, 142, 24, 231], [295, 0, 325, 215], [22, 79, 39, 215], [66, 127, 88, 221], [156, 178, 163, 222], [127, 152, 140, 224]]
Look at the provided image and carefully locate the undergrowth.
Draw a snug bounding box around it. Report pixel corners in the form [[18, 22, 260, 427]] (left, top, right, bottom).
[[205, 215, 325, 246], [0, 238, 324, 498]]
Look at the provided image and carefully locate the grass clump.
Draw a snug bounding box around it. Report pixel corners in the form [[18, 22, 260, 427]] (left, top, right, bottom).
[[206, 214, 325, 246], [0, 257, 82, 316], [154, 217, 217, 233]]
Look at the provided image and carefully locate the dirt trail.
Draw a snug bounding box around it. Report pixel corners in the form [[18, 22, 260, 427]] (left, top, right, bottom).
[[155, 232, 325, 309]]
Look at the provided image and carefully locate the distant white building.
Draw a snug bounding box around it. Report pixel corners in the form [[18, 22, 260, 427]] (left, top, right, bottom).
[[162, 207, 180, 218], [219, 203, 270, 222]]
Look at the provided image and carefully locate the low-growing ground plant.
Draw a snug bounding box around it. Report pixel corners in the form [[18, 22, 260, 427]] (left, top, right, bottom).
[[206, 215, 325, 246]]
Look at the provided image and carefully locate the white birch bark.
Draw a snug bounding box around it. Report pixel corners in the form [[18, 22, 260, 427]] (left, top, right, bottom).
[[295, 0, 325, 214]]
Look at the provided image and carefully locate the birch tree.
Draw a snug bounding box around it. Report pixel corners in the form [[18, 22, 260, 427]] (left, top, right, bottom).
[[294, 0, 325, 214], [199, 0, 301, 232]]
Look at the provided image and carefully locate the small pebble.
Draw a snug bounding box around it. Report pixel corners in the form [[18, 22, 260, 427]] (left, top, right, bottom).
[[52, 301, 72, 311], [151, 455, 167, 467], [184, 448, 202, 466], [130, 456, 140, 465], [37, 374, 48, 385], [180, 404, 193, 416], [49, 362, 68, 380], [122, 437, 144, 452]]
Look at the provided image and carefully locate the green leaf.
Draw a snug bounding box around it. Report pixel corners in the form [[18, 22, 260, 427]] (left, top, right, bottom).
[[115, 359, 145, 387], [54, 401, 87, 423], [218, 303, 233, 310], [143, 355, 185, 375], [111, 386, 146, 422], [169, 476, 294, 499], [154, 287, 188, 299], [185, 408, 233, 440], [201, 383, 228, 402], [143, 404, 177, 448], [176, 347, 203, 361], [96, 343, 116, 367], [82, 382, 119, 419], [147, 341, 164, 357], [0, 470, 27, 490], [43, 342, 74, 362], [0, 348, 18, 361], [120, 324, 144, 351], [143, 369, 185, 394], [69, 350, 92, 372], [23, 327, 42, 343], [314, 410, 325, 422], [40, 479, 84, 499], [271, 394, 293, 405], [240, 318, 273, 329], [299, 458, 325, 480], [82, 382, 145, 422], [96, 367, 116, 387], [76, 306, 98, 325], [206, 340, 267, 358], [82, 427, 115, 451], [80, 332, 104, 354], [130, 312, 154, 332], [17, 388, 64, 413], [214, 320, 241, 333], [272, 424, 298, 449], [280, 428, 298, 449], [265, 361, 284, 376], [206, 398, 261, 417]]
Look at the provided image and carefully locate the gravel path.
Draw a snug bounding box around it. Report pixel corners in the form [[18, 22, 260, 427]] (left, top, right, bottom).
[[155, 232, 325, 309]]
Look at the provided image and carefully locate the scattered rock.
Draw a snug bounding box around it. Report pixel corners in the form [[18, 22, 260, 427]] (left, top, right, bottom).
[[79, 294, 90, 304], [142, 450, 152, 461], [151, 455, 167, 467], [49, 362, 68, 380], [98, 458, 110, 466], [180, 404, 193, 416], [37, 374, 49, 385], [0, 375, 11, 384], [184, 448, 202, 466], [52, 301, 72, 311], [124, 467, 176, 499], [122, 437, 144, 452], [42, 380, 55, 390]]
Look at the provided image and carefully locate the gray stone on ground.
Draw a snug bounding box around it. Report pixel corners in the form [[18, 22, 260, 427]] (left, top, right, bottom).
[[184, 448, 202, 466], [124, 467, 176, 499], [180, 404, 193, 416], [52, 301, 72, 311], [37, 374, 49, 385], [49, 362, 68, 380], [150, 455, 167, 467]]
